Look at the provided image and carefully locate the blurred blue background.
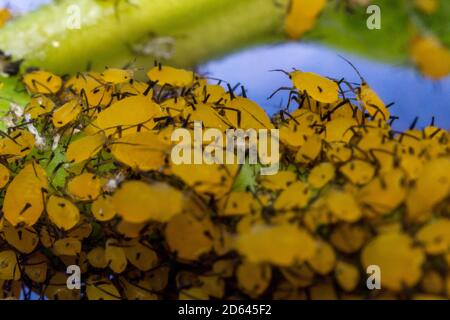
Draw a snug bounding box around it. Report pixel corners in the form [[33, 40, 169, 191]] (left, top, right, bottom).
[[1, 0, 449, 131]]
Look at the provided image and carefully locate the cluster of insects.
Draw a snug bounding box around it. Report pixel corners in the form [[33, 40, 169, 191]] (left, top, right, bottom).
[[0, 60, 448, 300]]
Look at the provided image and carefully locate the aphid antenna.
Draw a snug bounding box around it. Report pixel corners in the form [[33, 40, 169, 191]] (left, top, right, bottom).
[[226, 83, 236, 100], [240, 85, 247, 98], [338, 55, 365, 84], [409, 116, 419, 130], [267, 86, 296, 100], [269, 69, 291, 77], [430, 116, 435, 127]]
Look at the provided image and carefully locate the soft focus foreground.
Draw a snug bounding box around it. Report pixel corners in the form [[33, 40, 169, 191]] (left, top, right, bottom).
[[0, 64, 448, 300]]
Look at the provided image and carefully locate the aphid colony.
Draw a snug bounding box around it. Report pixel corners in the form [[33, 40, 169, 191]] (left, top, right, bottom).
[[0, 62, 449, 300]]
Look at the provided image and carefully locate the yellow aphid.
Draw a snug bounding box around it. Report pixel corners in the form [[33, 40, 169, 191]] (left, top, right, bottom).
[[414, 0, 438, 15], [23, 253, 48, 283], [362, 233, 425, 291], [421, 270, 444, 295], [275, 181, 312, 210], [0, 129, 35, 161], [183, 103, 232, 130], [65, 72, 113, 107], [23, 70, 62, 94], [46, 195, 80, 230], [53, 238, 82, 256], [280, 263, 315, 288], [410, 35, 450, 79], [324, 117, 356, 143], [91, 95, 162, 135], [309, 280, 338, 300], [87, 247, 108, 269], [111, 131, 169, 171], [326, 189, 362, 222], [91, 195, 116, 221], [218, 191, 260, 216], [358, 83, 390, 121], [0, 8, 11, 27], [194, 84, 228, 104], [44, 272, 80, 300], [2, 221, 39, 254], [24, 95, 55, 118], [226, 97, 274, 129], [147, 65, 195, 87], [258, 170, 297, 191], [52, 99, 82, 128], [3, 162, 48, 226], [290, 71, 339, 104], [330, 223, 368, 254], [165, 214, 214, 261], [66, 133, 105, 164], [339, 160, 375, 185], [285, 0, 327, 39], [358, 169, 407, 215], [124, 240, 158, 271], [295, 134, 322, 163], [308, 162, 335, 188], [416, 218, 450, 255], [0, 250, 20, 280], [86, 276, 121, 300], [307, 240, 336, 275], [105, 239, 127, 273], [120, 278, 158, 300], [67, 173, 101, 201], [0, 163, 10, 188], [199, 275, 225, 299], [179, 287, 209, 300], [235, 224, 317, 266], [406, 158, 450, 222], [112, 181, 182, 223], [325, 141, 353, 163], [335, 260, 359, 292], [100, 68, 133, 84], [116, 220, 147, 238], [236, 261, 272, 298]]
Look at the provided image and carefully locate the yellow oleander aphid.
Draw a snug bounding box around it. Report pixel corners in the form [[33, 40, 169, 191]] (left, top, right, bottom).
[[0, 250, 20, 280], [165, 214, 214, 261], [67, 173, 102, 201], [53, 238, 82, 256], [124, 239, 158, 271], [24, 95, 55, 118], [100, 67, 134, 84], [66, 133, 105, 164], [52, 99, 82, 128], [86, 275, 121, 300], [236, 261, 272, 298], [295, 134, 323, 163], [414, 0, 438, 14], [65, 72, 113, 107], [0, 129, 35, 161], [3, 162, 48, 226], [112, 180, 183, 223], [218, 191, 260, 216], [87, 247, 108, 269], [406, 158, 450, 222], [226, 97, 274, 129], [258, 170, 297, 191], [0, 163, 10, 188], [235, 224, 317, 266], [91, 195, 116, 221], [361, 232, 425, 291], [274, 181, 312, 210], [46, 195, 80, 231], [0, 8, 11, 27], [23, 70, 62, 94], [110, 131, 170, 171], [335, 260, 360, 292], [416, 218, 450, 255], [330, 223, 368, 254], [44, 272, 80, 300], [120, 277, 158, 300], [308, 162, 335, 189], [2, 221, 39, 254], [307, 240, 336, 275], [285, 0, 327, 39], [290, 70, 339, 104], [410, 35, 450, 79], [23, 252, 48, 283], [339, 160, 375, 185], [147, 65, 195, 87], [326, 189, 361, 222], [105, 239, 128, 273]]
